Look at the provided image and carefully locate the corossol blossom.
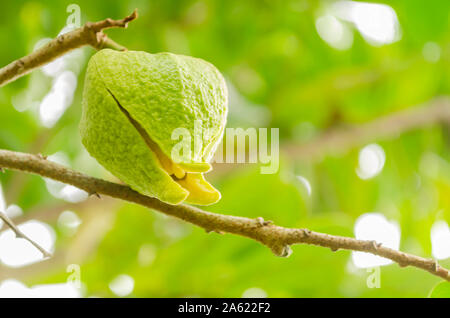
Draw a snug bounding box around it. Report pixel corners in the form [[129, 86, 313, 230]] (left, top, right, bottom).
[[80, 49, 279, 206]]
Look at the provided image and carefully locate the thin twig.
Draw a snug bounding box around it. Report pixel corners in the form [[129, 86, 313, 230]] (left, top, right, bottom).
[[0, 210, 52, 258], [0, 10, 138, 86], [0, 149, 448, 281]]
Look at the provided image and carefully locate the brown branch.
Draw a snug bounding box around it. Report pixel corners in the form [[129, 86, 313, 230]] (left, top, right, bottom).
[[283, 97, 450, 162], [0, 210, 52, 258], [0, 149, 448, 282], [0, 10, 138, 87]]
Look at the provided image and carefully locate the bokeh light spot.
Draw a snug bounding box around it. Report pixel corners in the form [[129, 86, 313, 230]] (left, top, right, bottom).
[[431, 220, 450, 260], [356, 143, 385, 180], [315, 14, 353, 50], [0, 220, 55, 268], [352, 213, 400, 268], [109, 274, 134, 297], [242, 287, 268, 298]]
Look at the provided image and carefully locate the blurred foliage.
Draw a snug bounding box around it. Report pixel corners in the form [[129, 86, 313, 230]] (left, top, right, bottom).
[[0, 0, 450, 297], [430, 281, 450, 298]]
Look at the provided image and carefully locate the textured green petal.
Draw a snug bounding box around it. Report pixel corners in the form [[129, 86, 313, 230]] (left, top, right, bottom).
[[179, 173, 221, 205], [80, 57, 189, 205], [179, 162, 212, 173], [80, 49, 227, 205], [90, 49, 228, 165]]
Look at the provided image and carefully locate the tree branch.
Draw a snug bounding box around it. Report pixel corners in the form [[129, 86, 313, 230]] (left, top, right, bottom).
[[0, 10, 138, 86], [0, 149, 448, 282]]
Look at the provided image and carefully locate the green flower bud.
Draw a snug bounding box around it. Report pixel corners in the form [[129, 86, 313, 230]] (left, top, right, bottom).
[[80, 49, 227, 205]]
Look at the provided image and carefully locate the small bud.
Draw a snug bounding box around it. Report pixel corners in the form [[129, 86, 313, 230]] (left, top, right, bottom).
[[271, 244, 292, 258]]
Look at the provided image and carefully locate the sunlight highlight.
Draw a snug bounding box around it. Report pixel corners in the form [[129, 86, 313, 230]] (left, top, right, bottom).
[[39, 71, 77, 128], [356, 143, 385, 180], [44, 152, 88, 203], [242, 287, 268, 298], [138, 244, 157, 267], [431, 220, 450, 260], [315, 14, 353, 50], [0, 220, 55, 267], [33, 38, 66, 77], [0, 279, 81, 298], [0, 183, 23, 230], [36, 24, 85, 128], [296, 175, 312, 196], [332, 1, 401, 46], [0, 182, 5, 229], [109, 274, 135, 297], [422, 42, 441, 63], [57, 210, 82, 236], [352, 213, 400, 268], [5, 204, 23, 219]]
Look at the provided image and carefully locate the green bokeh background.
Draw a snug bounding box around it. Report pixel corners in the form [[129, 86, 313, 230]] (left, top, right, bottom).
[[0, 0, 449, 297]]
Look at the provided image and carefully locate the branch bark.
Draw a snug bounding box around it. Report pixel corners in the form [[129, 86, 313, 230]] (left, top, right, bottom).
[[0, 10, 138, 86], [0, 149, 448, 282]]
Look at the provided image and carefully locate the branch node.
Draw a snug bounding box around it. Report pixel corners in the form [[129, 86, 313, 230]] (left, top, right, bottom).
[[124, 9, 138, 26], [42, 250, 53, 259], [271, 244, 292, 258], [205, 228, 223, 235], [84, 21, 93, 31], [370, 240, 381, 251], [36, 153, 47, 160], [96, 32, 106, 45], [89, 192, 101, 199], [433, 260, 440, 272], [17, 59, 25, 70], [255, 217, 273, 227]]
